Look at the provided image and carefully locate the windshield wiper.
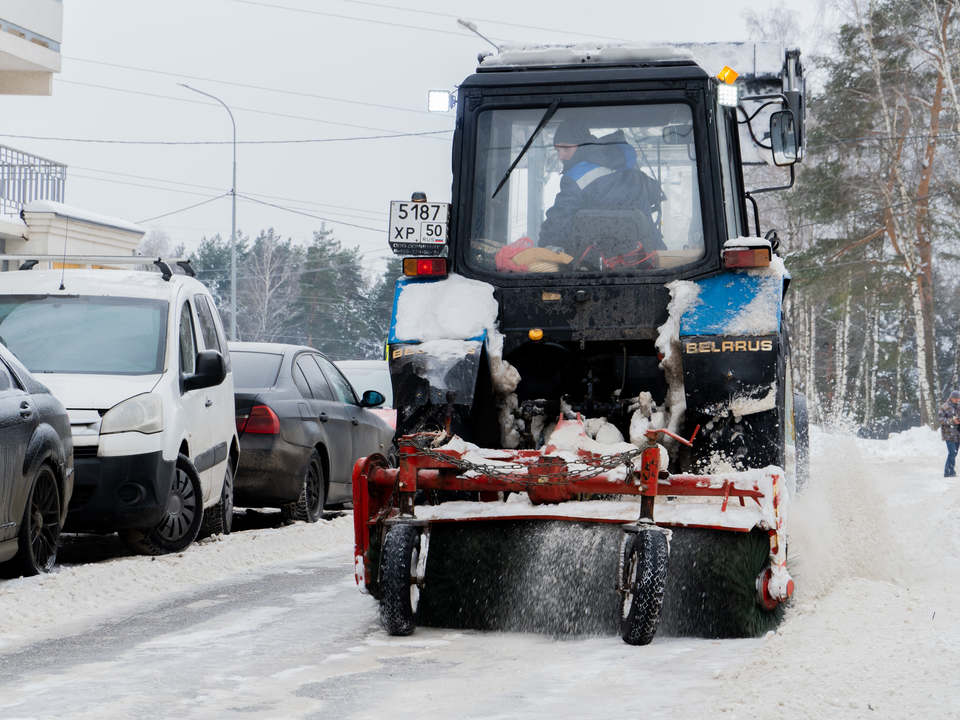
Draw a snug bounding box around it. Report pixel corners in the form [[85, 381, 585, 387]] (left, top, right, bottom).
[[492, 98, 561, 199]]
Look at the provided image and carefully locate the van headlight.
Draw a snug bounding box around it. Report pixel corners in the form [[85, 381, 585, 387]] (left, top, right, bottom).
[[101, 393, 163, 435]]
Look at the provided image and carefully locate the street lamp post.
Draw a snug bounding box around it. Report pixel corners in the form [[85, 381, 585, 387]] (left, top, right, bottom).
[[179, 84, 238, 341]]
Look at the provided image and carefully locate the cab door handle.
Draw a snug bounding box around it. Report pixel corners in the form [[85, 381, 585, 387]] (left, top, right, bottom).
[[318, 412, 329, 423]]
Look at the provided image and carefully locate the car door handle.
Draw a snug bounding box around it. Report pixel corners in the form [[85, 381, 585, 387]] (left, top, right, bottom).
[[351, 418, 359, 426], [318, 412, 328, 423], [205, 399, 213, 407], [19, 400, 32, 419]]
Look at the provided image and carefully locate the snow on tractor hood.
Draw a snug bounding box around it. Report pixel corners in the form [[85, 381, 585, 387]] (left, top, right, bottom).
[[680, 251, 788, 337], [391, 274, 520, 396]]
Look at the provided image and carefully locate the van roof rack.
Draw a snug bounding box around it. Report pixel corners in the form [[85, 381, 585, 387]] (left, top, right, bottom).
[[0, 255, 196, 280]]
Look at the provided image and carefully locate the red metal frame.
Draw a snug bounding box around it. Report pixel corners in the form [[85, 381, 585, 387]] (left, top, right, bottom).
[[352, 423, 794, 609]]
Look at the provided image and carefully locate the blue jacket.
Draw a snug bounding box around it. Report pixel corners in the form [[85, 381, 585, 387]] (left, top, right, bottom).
[[539, 130, 664, 263]]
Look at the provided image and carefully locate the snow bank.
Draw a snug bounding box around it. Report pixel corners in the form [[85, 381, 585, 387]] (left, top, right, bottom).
[[715, 427, 960, 717], [0, 516, 354, 652], [856, 424, 943, 458]]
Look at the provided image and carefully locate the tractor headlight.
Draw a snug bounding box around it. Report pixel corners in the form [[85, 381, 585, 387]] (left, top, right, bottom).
[[101, 393, 163, 435]]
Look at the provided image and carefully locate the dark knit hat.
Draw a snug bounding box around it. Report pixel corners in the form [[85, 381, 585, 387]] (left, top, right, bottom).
[[951, 390, 960, 399], [553, 120, 592, 147]]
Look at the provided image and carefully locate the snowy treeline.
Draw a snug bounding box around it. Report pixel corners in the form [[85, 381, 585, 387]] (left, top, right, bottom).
[[752, 0, 960, 434], [185, 226, 400, 361]]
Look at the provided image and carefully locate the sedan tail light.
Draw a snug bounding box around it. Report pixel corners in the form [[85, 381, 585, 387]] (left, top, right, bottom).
[[237, 405, 280, 435]]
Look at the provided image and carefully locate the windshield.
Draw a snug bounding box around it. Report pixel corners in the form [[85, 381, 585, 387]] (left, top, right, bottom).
[[0, 296, 168, 375], [468, 104, 705, 276]]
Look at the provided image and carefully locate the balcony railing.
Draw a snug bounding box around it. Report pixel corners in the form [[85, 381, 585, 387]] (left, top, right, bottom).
[[0, 145, 66, 214]]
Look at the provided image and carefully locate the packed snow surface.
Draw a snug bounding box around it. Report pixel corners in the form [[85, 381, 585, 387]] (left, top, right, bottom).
[[2, 425, 960, 718]]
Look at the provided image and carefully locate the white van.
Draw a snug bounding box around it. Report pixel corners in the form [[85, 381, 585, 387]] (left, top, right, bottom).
[[0, 264, 239, 554]]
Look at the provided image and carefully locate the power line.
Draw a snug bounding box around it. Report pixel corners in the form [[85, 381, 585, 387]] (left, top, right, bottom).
[[808, 130, 960, 149], [138, 194, 231, 223], [0, 128, 451, 146], [232, 0, 632, 42], [236, 193, 384, 232], [53, 79, 453, 138], [227, 0, 498, 39], [64, 56, 441, 117], [72, 164, 387, 220]]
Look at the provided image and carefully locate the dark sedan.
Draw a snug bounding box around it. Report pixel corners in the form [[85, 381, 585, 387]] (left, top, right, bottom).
[[0, 343, 74, 576], [230, 342, 395, 522]]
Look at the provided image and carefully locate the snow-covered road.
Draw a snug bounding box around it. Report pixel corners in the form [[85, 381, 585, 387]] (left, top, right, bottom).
[[1, 428, 959, 719]]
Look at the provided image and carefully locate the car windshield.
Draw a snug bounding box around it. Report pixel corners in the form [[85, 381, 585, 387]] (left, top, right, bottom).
[[232, 351, 283, 389], [0, 296, 167, 375], [468, 104, 705, 276]]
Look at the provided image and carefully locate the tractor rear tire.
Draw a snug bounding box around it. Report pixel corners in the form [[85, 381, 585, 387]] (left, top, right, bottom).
[[620, 527, 668, 645], [379, 524, 421, 636]]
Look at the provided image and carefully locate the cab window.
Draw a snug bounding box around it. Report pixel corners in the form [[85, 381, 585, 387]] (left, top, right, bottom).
[[468, 103, 705, 276]]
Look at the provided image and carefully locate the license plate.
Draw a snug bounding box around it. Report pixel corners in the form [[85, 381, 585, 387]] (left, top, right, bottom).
[[388, 201, 449, 256]]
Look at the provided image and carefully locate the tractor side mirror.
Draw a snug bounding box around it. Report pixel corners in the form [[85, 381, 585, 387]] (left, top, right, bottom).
[[770, 110, 798, 166]]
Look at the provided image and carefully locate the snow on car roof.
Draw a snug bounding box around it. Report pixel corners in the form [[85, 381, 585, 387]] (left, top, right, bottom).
[[0, 269, 206, 301]]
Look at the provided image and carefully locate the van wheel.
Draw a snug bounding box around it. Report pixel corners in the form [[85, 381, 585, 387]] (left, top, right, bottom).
[[121, 454, 203, 555], [199, 463, 234, 538]]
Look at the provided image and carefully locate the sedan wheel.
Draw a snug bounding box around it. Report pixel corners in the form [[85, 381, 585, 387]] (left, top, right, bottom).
[[291, 451, 324, 523], [8, 464, 61, 576]]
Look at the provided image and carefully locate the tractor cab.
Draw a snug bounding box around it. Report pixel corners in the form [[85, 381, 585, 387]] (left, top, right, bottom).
[[387, 44, 805, 470]]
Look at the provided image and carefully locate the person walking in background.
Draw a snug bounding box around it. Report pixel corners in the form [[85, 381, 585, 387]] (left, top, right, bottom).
[[937, 390, 960, 477]]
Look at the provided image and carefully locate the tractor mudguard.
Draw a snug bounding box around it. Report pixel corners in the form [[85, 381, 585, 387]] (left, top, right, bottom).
[[388, 340, 484, 408], [681, 335, 782, 414], [679, 268, 786, 416]]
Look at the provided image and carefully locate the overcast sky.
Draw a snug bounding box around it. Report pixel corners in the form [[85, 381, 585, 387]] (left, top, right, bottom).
[[1, 0, 822, 276]]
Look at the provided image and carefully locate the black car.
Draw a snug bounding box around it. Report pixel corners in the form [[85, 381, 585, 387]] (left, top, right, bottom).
[[0, 344, 73, 576], [230, 343, 395, 522]]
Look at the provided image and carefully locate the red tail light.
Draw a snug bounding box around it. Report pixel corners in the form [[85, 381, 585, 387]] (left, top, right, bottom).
[[238, 405, 280, 435], [403, 257, 448, 277]]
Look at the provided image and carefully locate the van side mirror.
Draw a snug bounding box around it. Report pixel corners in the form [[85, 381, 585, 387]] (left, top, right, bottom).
[[183, 350, 227, 391], [360, 390, 385, 408], [770, 110, 798, 166]]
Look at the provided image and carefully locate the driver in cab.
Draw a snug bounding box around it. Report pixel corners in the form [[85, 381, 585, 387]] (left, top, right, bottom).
[[496, 119, 665, 273]]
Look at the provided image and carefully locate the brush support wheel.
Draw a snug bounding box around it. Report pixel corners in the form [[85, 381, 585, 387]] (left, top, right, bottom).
[[620, 527, 668, 645], [379, 524, 422, 636]]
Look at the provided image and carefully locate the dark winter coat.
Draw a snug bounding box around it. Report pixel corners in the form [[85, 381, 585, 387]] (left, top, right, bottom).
[[938, 400, 960, 442], [538, 130, 664, 263]]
